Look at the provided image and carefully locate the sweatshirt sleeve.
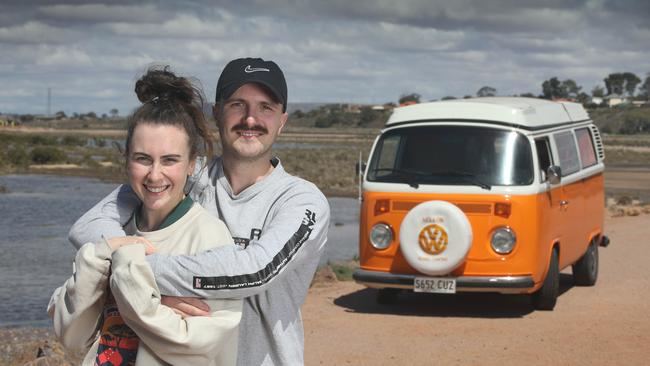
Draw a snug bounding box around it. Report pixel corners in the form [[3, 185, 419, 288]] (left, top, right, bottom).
[[49, 241, 112, 351], [68, 185, 139, 250], [146, 186, 330, 299], [109, 244, 241, 365]]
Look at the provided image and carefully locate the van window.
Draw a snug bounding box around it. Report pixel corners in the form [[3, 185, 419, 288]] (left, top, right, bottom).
[[375, 134, 401, 172], [575, 128, 597, 168], [367, 126, 533, 186], [535, 138, 553, 182], [553, 131, 580, 176]]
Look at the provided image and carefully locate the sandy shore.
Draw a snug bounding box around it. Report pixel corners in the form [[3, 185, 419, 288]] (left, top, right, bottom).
[[3, 211, 649, 365]]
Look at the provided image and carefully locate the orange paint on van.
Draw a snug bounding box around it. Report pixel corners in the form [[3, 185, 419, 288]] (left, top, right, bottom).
[[359, 173, 604, 293]]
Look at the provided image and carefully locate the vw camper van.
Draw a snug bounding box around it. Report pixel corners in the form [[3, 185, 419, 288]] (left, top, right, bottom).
[[353, 97, 608, 310]]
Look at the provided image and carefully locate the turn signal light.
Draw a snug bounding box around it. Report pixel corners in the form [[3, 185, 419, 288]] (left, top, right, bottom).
[[494, 202, 511, 218], [374, 199, 390, 216]]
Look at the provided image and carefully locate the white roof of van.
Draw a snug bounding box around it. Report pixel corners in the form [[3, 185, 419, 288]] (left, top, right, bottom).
[[386, 97, 590, 129]]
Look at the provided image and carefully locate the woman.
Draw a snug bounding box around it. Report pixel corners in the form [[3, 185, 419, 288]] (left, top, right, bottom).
[[49, 67, 241, 365]]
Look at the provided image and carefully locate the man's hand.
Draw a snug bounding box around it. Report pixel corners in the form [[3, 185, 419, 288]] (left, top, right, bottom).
[[106, 236, 156, 254], [161, 296, 211, 317]]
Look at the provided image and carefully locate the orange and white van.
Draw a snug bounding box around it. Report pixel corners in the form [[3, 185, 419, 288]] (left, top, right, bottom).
[[353, 97, 609, 310]]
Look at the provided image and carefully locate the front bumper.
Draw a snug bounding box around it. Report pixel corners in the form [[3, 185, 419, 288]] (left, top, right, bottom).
[[353, 268, 535, 294]]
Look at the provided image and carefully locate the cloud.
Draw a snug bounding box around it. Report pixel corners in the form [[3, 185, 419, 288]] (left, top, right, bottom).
[[0, 21, 70, 44], [214, 0, 589, 33], [35, 45, 92, 67], [106, 13, 227, 38], [1, 0, 649, 113], [0, 88, 35, 97], [38, 3, 166, 24]]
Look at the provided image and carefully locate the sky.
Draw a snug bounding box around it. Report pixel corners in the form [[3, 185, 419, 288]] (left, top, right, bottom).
[[1, 0, 649, 116]]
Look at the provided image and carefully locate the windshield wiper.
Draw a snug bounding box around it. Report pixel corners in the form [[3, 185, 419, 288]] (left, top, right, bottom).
[[429, 170, 492, 190], [370, 168, 421, 189]]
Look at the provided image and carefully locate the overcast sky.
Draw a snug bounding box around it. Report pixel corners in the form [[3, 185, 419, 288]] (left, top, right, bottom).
[[1, 0, 649, 116]]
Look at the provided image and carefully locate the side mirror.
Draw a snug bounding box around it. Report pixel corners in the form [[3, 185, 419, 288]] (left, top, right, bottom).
[[355, 162, 366, 176], [547, 165, 562, 185]]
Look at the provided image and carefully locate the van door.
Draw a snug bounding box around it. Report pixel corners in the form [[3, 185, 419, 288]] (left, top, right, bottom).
[[552, 130, 585, 266], [535, 137, 563, 264]]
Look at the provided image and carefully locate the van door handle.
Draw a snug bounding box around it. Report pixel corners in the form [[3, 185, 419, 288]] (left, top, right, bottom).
[[560, 200, 569, 206]]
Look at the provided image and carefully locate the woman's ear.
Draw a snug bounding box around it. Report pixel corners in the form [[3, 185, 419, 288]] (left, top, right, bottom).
[[187, 158, 197, 176]]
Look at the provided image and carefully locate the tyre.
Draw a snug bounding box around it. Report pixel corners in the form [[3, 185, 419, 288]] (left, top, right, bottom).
[[399, 201, 473, 276], [532, 248, 559, 311], [376, 288, 400, 305], [572, 240, 598, 286]]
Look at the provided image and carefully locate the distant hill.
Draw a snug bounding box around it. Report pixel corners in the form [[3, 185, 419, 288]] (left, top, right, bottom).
[[287, 103, 327, 114]]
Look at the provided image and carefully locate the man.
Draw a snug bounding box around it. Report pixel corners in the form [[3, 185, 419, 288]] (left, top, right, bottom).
[[68, 58, 330, 365]]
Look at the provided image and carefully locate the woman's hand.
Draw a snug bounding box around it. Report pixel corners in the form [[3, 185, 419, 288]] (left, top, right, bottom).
[[105, 236, 157, 254], [161, 296, 211, 317]]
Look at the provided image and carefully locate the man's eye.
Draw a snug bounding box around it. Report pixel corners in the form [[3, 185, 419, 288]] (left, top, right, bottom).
[[163, 158, 179, 165], [260, 104, 276, 114]]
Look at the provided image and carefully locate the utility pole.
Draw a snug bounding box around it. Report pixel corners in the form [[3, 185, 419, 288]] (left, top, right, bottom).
[[47, 88, 51, 117]]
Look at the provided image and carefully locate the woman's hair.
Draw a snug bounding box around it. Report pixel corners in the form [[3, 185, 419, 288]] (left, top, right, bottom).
[[125, 66, 213, 160]]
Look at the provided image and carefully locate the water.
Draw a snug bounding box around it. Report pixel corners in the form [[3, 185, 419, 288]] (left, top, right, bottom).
[[0, 174, 360, 327], [0, 175, 118, 327]]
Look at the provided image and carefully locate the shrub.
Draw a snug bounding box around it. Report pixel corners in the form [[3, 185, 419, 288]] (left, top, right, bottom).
[[328, 261, 357, 281], [30, 146, 66, 164], [61, 135, 86, 146], [93, 137, 107, 148], [6, 146, 29, 166], [28, 135, 57, 146]]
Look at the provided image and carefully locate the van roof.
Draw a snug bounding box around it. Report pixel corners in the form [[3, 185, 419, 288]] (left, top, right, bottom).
[[386, 97, 590, 130]]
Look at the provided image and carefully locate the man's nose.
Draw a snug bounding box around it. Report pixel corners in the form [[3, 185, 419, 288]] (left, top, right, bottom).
[[244, 106, 259, 124]]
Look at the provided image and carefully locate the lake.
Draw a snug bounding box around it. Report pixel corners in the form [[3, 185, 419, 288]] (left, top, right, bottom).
[[0, 174, 360, 327]]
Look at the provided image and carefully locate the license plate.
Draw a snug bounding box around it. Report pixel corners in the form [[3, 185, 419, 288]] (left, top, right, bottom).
[[413, 277, 456, 294]]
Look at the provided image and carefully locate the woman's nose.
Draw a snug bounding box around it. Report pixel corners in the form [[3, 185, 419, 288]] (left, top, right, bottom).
[[148, 162, 164, 180]]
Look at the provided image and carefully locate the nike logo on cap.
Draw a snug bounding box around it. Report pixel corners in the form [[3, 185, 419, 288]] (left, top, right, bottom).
[[244, 65, 270, 73]]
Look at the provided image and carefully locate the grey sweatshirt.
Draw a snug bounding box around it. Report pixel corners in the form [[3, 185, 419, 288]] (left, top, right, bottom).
[[68, 157, 330, 366]]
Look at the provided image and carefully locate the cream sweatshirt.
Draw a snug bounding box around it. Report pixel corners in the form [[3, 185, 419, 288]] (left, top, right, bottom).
[[49, 203, 241, 365]]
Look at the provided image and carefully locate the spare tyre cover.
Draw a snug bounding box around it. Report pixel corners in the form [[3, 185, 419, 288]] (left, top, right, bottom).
[[399, 200, 473, 276]]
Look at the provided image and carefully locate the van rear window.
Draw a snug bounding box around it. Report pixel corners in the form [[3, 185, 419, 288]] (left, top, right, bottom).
[[553, 131, 581, 176], [575, 128, 597, 168], [367, 126, 534, 187]]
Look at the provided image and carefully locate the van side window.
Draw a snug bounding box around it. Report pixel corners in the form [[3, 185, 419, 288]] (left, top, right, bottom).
[[376, 134, 401, 172], [575, 128, 597, 168], [553, 131, 580, 176], [535, 138, 552, 182]]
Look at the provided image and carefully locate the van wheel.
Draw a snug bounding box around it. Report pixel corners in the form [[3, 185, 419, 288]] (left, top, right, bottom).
[[532, 249, 559, 311], [572, 240, 598, 286], [376, 288, 399, 304]]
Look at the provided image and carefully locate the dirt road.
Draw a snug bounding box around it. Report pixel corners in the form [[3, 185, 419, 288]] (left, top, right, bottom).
[[303, 213, 650, 366]]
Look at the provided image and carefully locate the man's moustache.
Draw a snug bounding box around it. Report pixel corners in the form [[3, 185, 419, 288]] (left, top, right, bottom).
[[232, 125, 268, 134]]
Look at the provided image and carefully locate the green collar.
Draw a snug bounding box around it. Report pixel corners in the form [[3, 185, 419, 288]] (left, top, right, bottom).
[[137, 195, 194, 231]]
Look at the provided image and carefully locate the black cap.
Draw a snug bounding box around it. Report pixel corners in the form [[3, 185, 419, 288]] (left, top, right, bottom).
[[215, 58, 287, 112]]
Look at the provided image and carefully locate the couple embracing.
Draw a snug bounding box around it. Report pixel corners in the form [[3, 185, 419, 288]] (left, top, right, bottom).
[[48, 58, 330, 366]]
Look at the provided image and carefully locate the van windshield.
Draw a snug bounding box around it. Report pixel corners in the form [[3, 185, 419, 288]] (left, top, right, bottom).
[[367, 126, 534, 187]]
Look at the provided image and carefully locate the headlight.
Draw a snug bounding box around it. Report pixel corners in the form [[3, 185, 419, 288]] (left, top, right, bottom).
[[370, 223, 393, 250], [491, 227, 516, 254]]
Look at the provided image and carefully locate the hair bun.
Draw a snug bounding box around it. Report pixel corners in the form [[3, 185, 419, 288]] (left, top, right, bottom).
[[134, 66, 194, 104]]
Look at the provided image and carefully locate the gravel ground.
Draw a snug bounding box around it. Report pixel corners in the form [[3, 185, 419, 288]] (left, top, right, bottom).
[[303, 213, 650, 366]]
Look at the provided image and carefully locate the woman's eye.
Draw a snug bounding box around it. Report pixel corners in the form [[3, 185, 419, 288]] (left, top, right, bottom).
[[135, 156, 151, 164]]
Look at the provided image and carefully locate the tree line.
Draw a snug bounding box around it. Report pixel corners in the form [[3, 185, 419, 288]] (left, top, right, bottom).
[[397, 71, 650, 105]]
